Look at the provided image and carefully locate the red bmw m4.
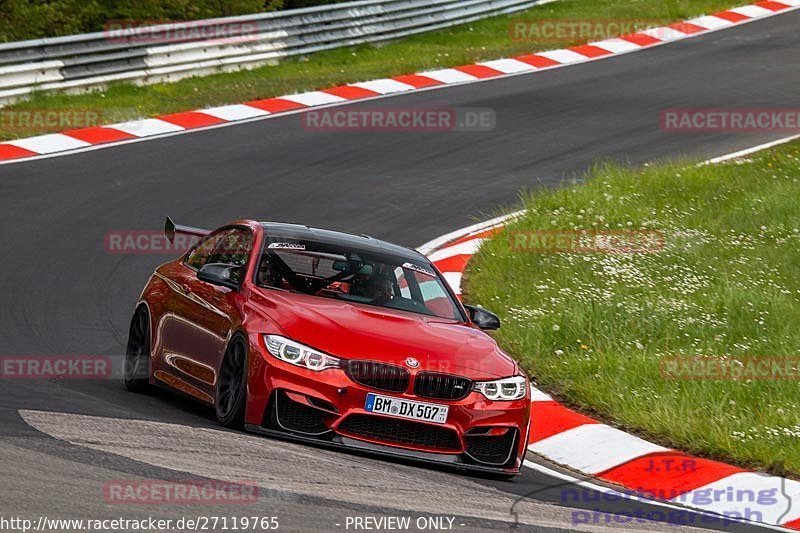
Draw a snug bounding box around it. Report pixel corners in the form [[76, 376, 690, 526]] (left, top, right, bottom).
[[125, 218, 530, 476]]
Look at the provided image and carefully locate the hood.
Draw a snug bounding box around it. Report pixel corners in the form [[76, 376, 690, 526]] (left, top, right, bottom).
[[250, 289, 517, 380]]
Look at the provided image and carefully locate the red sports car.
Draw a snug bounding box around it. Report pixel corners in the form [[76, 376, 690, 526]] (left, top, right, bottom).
[[125, 218, 530, 476]]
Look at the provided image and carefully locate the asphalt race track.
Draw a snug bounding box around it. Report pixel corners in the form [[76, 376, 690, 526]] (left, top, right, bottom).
[[0, 11, 797, 533]]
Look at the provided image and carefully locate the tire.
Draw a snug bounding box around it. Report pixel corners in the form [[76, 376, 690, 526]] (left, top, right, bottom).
[[124, 306, 152, 393], [216, 334, 248, 429]]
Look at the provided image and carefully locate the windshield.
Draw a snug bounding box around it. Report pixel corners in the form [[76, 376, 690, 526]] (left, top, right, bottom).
[[256, 237, 464, 321]]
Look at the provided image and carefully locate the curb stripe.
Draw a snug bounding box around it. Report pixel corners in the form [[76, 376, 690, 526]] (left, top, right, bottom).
[[5, 133, 90, 154], [729, 4, 775, 15], [783, 517, 800, 530], [589, 38, 641, 54], [453, 64, 505, 79], [430, 254, 473, 276], [159, 111, 225, 129], [669, 22, 708, 34], [570, 44, 614, 58], [529, 424, 669, 475], [477, 58, 536, 74], [417, 68, 477, 84], [529, 386, 553, 402], [199, 104, 270, 121], [536, 49, 589, 64], [63, 126, 136, 144], [446, 227, 503, 248], [323, 85, 382, 100], [108, 118, 184, 137], [529, 401, 598, 443], [757, 1, 793, 10], [245, 98, 303, 113], [0, 144, 37, 160], [689, 15, 736, 28], [427, 238, 485, 262], [350, 78, 417, 94], [391, 74, 443, 89], [620, 32, 663, 46], [279, 91, 347, 106], [714, 9, 753, 21], [598, 453, 745, 498], [514, 53, 560, 68], [642, 26, 689, 40], [440, 272, 464, 296]]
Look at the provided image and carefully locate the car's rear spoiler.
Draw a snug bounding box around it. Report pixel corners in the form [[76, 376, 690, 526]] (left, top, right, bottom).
[[164, 216, 210, 243]]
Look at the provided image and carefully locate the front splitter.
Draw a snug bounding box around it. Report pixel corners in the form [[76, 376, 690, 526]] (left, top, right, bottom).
[[244, 424, 521, 478]]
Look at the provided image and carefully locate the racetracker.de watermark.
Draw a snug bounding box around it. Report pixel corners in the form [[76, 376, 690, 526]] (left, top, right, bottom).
[[660, 355, 800, 381], [104, 480, 258, 505], [508, 229, 664, 254], [0, 110, 105, 135], [662, 109, 800, 132], [105, 231, 201, 254], [509, 18, 663, 43], [103, 20, 258, 45], [0, 356, 112, 380], [300, 108, 496, 132]]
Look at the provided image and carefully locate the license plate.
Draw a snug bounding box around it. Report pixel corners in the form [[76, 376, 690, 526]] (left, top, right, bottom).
[[365, 393, 448, 424]]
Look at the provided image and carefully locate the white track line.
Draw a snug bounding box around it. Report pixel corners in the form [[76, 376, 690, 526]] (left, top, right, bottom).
[[702, 134, 800, 164], [417, 211, 524, 255]]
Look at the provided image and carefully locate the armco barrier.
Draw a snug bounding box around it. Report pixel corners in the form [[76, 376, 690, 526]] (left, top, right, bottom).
[[0, 0, 551, 105]]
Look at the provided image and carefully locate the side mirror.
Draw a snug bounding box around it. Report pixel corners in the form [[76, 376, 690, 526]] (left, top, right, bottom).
[[464, 304, 500, 331], [197, 263, 242, 291]]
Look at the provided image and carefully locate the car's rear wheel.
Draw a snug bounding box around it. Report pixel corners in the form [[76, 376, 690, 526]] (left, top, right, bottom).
[[216, 334, 247, 428], [124, 306, 151, 393]]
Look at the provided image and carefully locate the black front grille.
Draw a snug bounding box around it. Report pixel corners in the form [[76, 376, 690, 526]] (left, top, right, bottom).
[[414, 373, 472, 400], [465, 429, 518, 466], [345, 360, 409, 392], [273, 391, 333, 435], [338, 414, 460, 451]]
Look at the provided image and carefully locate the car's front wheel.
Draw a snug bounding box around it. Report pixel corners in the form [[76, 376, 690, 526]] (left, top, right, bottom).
[[216, 334, 248, 428], [124, 306, 152, 393]]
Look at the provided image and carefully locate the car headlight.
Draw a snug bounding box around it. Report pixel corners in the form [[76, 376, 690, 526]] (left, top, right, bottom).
[[473, 375, 528, 401], [263, 335, 341, 371]]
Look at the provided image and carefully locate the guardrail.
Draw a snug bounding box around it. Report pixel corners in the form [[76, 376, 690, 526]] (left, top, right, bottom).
[[0, 0, 550, 106]]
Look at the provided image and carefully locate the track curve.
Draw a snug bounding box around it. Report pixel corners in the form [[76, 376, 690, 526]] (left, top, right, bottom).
[[1, 11, 798, 532]]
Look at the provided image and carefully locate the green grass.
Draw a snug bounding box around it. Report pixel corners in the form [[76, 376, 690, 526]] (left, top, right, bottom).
[[465, 142, 800, 476], [0, 0, 745, 141]]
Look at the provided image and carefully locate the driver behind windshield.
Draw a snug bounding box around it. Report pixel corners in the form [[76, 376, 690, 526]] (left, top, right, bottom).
[[362, 275, 394, 305]]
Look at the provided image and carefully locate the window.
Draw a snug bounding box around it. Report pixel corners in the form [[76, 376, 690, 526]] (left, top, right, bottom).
[[394, 265, 460, 318], [257, 237, 464, 321], [207, 229, 253, 268], [184, 228, 253, 275], [184, 232, 221, 270]]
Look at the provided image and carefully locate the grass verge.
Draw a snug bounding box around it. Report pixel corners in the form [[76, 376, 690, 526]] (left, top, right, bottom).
[[465, 141, 800, 476], [1, 0, 746, 141]]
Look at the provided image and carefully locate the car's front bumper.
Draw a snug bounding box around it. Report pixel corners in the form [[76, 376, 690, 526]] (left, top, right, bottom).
[[244, 338, 531, 475]]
